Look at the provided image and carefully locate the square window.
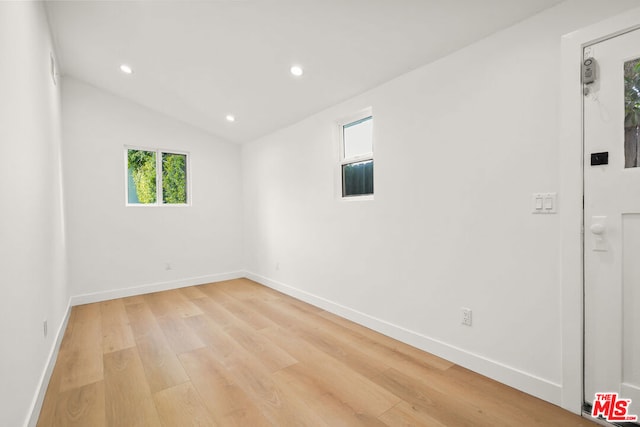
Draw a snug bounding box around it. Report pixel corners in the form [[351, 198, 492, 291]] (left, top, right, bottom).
[[126, 148, 189, 206]]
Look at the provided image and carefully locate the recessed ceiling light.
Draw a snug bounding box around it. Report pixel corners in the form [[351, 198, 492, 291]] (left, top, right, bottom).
[[290, 65, 303, 77], [120, 64, 133, 74], [225, 115, 235, 122]]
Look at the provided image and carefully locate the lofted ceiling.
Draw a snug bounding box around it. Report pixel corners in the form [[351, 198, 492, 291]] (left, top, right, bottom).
[[45, 0, 564, 144]]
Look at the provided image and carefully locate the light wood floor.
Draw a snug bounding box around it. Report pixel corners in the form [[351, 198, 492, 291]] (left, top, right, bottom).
[[37, 278, 594, 426]]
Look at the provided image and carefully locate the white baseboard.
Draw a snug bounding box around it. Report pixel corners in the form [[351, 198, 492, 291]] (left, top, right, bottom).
[[69, 271, 245, 306], [245, 272, 563, 406], [26, 302, 72, 427]]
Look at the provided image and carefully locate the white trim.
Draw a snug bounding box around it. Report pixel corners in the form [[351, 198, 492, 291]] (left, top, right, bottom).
[[70, 271, 244, 306], [341, 194, 374, 202], [25, 302, 72, 427], [341, 153, 373, 165], [246, 271, 563, 405], [560, 6, 640, 415]]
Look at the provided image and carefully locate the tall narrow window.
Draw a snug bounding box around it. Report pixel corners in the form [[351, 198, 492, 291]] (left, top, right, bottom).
[[340, 112, 373, 197], [126, 148, 189, 206]]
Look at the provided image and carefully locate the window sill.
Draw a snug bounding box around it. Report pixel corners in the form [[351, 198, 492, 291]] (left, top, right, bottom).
[[340, 194, 374, 202], [125, 203, 191, 208]]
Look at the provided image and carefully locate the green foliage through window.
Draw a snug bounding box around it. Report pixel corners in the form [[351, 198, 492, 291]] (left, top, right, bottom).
[[162, 153, 187, 204], [127, 149, 188, 205], [128, 150, 156, 203]]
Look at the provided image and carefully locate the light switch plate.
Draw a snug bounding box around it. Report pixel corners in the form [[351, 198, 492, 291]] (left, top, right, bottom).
[[532, 193, 544, 213], [532, 192, 557, 214]]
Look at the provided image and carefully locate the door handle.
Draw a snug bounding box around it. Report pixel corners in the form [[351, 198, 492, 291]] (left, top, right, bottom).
[[590, 223, 605, 235], [590, 216, 607, 251]]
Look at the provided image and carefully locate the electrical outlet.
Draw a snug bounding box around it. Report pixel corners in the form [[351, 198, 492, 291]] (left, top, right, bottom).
[[461, 308, 472, 326], [165, 262, 172, 271], [43, 320, 48, 337]]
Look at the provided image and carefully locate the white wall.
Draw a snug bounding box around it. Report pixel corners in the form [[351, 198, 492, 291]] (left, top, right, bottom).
[[0, 2, 68, 426], [62, 78, 243, 302], [243, 0, 639, 408]]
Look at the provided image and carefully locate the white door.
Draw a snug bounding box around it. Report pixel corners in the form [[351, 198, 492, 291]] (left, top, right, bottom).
[[584, 28, 640, 423]]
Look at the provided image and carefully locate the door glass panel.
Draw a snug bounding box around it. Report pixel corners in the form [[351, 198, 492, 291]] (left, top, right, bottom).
[[624, 58, 640, 168], [622, 214, 640, 404]]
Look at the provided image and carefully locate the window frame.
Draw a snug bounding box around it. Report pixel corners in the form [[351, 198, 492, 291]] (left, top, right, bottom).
[[124, 145, 191, 207], [338, 108, 374, 200]]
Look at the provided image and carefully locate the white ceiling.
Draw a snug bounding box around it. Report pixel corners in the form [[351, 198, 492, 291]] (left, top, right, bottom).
[[45, 0, 563, 144]]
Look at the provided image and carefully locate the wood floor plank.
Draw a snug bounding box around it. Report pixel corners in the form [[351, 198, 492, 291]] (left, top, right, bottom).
[[103, 347, 161, 427], [38, 278, 595, 427], [282, 361, 400, 418], [145, 289, 203, 318], [264, 299, 389, 378], [126, 300, 191, 392], [312, 309, 460, 394], [317, 309, 455, 371], [371, 367, 507, 427], [153, 382, 217, 427], [179, 347, 269, 426], [36, 361, 64, 427], [100, 299, 135, 354], [378, 401, 448, 427], [267, 372, 334, 427], [271, 299, 449, 383], [224, 323, 298, 372], [190, 296, 236, 328], [273, 364, 391, 427], [155, 314, 206, 355], [121, 295, 146, 306], [202, 278, 273, 301], [443, 365, 597, 427], [135, 330, 190, 393], [52, 381, 105, 427], [215, 340, 329, 427], [177, 285, 209, 300], [243, 294, 301, 329], [288, 321, 388, 379], [260, 326, 401, 417], [57, 304, 104, 392], [192, 294, 297, 372], [200, 283, 279, 330], [276, 293, 324, 314], [183, 314, 237, 358], [124, 302, 160, 340]]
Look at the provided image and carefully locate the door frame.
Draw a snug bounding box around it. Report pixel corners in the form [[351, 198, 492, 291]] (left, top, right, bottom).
[[560, 7, 640, 415]]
